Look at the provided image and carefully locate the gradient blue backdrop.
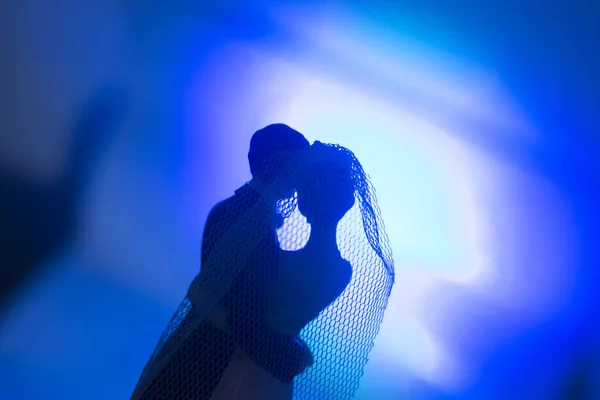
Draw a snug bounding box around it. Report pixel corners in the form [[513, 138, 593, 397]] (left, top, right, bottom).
[[1, 1, 599, 399]]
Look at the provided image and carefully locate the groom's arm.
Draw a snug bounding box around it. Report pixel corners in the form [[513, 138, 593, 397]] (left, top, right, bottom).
[[200, 203, 311, 382], [222, 238, 312, 382]]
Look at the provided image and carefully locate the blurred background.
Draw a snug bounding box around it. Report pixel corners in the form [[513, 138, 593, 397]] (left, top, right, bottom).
[[1, 1, 599, 399]]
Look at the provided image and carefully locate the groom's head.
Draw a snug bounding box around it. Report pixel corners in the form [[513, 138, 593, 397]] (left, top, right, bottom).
[[248, 124, 309, 196]]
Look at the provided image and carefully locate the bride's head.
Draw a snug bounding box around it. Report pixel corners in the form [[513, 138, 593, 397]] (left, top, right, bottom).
[[297, 142, 356, 228]]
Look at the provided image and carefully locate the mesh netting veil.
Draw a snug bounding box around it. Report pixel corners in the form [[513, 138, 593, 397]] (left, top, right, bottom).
[[131, 142, 395, 400]]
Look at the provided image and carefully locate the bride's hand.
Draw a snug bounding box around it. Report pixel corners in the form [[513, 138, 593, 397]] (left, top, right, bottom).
[[296, 338, 314, 369]]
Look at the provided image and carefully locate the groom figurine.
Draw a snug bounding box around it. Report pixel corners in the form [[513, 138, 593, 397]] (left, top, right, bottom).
[[132, 124, 312, 400]]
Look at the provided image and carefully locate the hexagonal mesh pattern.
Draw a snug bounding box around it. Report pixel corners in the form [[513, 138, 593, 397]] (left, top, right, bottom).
[[131, 143, 394, 400]]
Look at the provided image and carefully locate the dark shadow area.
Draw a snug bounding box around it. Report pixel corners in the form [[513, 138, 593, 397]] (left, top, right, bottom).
[[0, 84, 128, 307]]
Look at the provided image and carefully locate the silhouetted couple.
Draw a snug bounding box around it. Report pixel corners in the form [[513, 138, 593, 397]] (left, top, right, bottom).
[[132, 124, 394, 400]]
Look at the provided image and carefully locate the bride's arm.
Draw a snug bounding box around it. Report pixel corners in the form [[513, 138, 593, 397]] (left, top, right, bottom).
[[222, 241, 312, 382]]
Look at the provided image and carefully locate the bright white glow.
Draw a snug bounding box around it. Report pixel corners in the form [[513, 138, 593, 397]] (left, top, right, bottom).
[[240, 50, 491, 388], [267, 4, 537, 144]]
